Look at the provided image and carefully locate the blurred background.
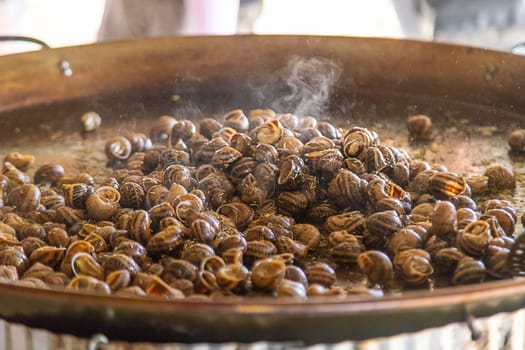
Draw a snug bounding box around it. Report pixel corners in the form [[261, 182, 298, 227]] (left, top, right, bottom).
[[1, 0, 525, 55]]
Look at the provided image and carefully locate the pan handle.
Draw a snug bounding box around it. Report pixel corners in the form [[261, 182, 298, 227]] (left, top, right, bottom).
[[0, 35, 72, 76], [0, 35, 51, 49]]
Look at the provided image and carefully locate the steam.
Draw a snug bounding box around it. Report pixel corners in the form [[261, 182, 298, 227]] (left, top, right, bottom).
[[270, 55, 343, 117]]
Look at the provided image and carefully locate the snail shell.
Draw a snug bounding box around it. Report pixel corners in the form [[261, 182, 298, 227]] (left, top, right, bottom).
[[129, 210, 152, 245], [250, 258, 286, 292], [357, 250, 394, 287], [430, 201, 457, 241], [276, 191, 309, 217], [0, 246, 28, 275], [161, 258, 199, 282], [428, 172, 466, 199], [433, 247, 465, 275], [276, 279, 307, 299], [71, 252, 104, 280], [304, 262, 336, 288], [452, 257, 486, 285], [29, 246, 66, 268], [181, 243, 215, 266], [327, 169, 367, 209], [34, 164, 65, 185], [105, 136, 132, 162], [86, 186, 121, 221], [407, 114, 433, 140], [7, 184, 41, 213], [292, 224, 320, 251], [102, 253, 141, 276], [386, 227, 423, 257], [484, 245, 510, 279], [119, 182, 145, 209], [217, 202, 254, 230], [254, 119, 283, 144], [23, 262, 52, 280], [4, 152, 34, 172], [216, 263, 249, 291], [106, 269, 131, 291], [398, 255, 433, 286], [67, 275, 111, 295], [245, 240, 278, 260], [456, 220, 492, 257], [146, 225, 184, 254]]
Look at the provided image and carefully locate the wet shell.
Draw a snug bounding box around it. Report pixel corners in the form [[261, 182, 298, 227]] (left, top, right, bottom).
[[456, 220, 492, 257], [365, 210, 404, 241], [86, 186, 121, 220], [194, 270, 219, 295], [398, 255, 433, 286], [254, 119, 283, 144], [223, 109, 249, 132], [43, 272, 70, 288], [508, 129, 525, 152], [428, 172, 466, 199], [276, 191, 309, 217], [304, 262, 336, 287], [484, 165, 516, 192], [0, 265, 18, 281], [292, 224, 320, 251], [62, 183, 93, 209], [327, 169, 367, 209], [4, 152, 34, 172], [276, 236, 308, 259], [162, 258, 199, 282], [71, 252, 104, 280], [452, 257, 486, 285], [325, 211, 366, 236], [216, 263, 249, 291], [433, 247, 465, 275], [129, 210, 152, 244], [83, 232, 108, 253], [0, 246, 28, 274], [180, 243, 215, 266], [7, 184, 41, 213], [277, 279, 307, 299], [386, 228, 423, 257], [484, 244, 510, 279], [23, 262, 53, 280], [29, 246, 66, 268], [2, 162, 30, 186], [357, 250, 394, 287], [245, 240, 278, 260], [146, 225, 184, 254], [250, 258, 286, 292], [430, 201, 457, 241], [217, 202, 254, 230], [102, 253, 141, 276], [67, 275, 111, 294], [105, 136, 132, 162], [119, 182, 145, 209], [329, 238, 364, 265], [407, 114, 433, 140], [34, 164, 65, 185], [341, 127, 375, 157], [106, 269, 131, 291]]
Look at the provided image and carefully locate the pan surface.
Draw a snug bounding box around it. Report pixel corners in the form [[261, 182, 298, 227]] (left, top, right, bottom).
[[1, 35, 525, 343]]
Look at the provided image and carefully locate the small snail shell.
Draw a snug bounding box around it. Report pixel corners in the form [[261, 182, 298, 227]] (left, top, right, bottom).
[[357, 250, 394, 288], [250, 258, 286, 292], [86, 186, 121, 221]]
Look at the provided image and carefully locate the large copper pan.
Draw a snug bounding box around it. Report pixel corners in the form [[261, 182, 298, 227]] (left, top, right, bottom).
[[1, 35, 525, 343]]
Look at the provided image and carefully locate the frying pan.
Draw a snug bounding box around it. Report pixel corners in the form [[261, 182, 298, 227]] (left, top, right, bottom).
[[1, 35, 525, 344]]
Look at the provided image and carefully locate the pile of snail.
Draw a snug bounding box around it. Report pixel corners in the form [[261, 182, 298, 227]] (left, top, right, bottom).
[[0, 109, 518, 300]]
